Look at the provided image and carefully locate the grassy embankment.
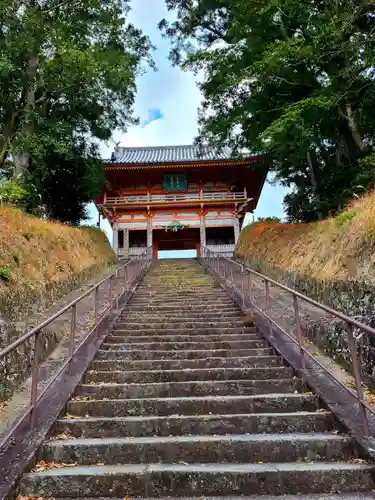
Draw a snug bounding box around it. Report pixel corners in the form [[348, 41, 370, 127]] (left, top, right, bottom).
[[0, 206, 115, 321], [0, 206, 115, 401], [236, 193, 375, 388], [237, 193, 375, 282]]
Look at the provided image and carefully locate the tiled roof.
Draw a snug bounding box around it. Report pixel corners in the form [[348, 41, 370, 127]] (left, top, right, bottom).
[[108, 145, 235, 164]]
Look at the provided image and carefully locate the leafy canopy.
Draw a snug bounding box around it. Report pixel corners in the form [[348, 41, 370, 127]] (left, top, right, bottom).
[[0, 0, 153, 223], [160, 0, 375, 221]]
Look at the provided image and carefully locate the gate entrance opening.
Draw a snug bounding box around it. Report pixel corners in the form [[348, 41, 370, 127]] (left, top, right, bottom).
[[153, 228, 200, 259]]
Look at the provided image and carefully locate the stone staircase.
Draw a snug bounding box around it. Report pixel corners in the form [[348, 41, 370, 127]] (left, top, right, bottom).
[[19, 259, 375, 498]]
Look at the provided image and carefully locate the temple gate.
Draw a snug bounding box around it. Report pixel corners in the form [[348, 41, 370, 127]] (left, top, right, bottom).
[[96, 145, 266, 259]]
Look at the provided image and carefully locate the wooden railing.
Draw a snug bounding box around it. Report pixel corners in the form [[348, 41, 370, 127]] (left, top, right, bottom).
[[104, 190, 248, 205]]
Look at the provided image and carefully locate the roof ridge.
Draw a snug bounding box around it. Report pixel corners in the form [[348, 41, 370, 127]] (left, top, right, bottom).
[[115, 145, 218, 151], [109, 144, 237, 164]]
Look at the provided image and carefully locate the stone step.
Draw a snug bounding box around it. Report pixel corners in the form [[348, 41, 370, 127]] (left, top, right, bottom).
[[75, 378, 299, 399], [54, 411, 335, 438], [84, 366, 294, 384], [123, 307, 242, 314], [114, 320, 246, 330], [136, 279, 218, 284], [108, 326, 258, 338], [135, 290, 221, 295], [102, 336, 265, 347], [131, 289, 229, 296], [135, 286, 220, 292], [41, 433, 355, 466], [20, 462, 375, 497], [48, 494, 375, 500], [67, 394, 319, 417], [94, 347, 273, 360], [137, 280, 215, 284], [137, 279, 216, 283], [126, 304, 238, 312], [90, 355, 283, 372], [119, 312, 244, 321], [132, 298, 230, 304], [131, 298, 230, 304], [133, 289, 226, 296], [129, 298, 234, 306], [109, 327, 258, 336]]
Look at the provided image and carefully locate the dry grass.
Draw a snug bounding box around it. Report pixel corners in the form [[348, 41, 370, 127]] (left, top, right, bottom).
[[0, 207, 114, 301], [237, 192, 375, 281]]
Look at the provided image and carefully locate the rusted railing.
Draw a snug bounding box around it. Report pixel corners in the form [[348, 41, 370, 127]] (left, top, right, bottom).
[[199, 244, 375, 438], [0, 247, 153, 449]]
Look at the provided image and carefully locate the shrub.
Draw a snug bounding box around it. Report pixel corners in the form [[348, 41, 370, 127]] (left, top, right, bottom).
[[0, 268, 12, 282], [335, 210, 357, 227], [0, 181, 26, 205], [256, 216, 282, 223]]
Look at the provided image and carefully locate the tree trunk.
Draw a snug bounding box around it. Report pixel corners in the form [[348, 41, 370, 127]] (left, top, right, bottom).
[[14, 0, 40, 178], [0, 109, 22, 172], [13, 50, 39, 178], [344, 100, 364, 151], [306, 151, 323, 220]]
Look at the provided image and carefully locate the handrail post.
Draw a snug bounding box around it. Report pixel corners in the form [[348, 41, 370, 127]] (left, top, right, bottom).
[[346, 322, 369, 436], [265, 279, 272, 336], [248, 269, 253, 305], [30, 331, 42, 427], [109, 275, 113, 308], [240, 264, 245, 307], [293, 294, 305, 372], [69, 304, 77, 374], [115, 270, 119, 309], [94, 286, 99, 327]]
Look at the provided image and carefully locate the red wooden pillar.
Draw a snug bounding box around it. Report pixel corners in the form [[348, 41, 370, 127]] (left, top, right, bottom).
[[153, 240, 159, 260]]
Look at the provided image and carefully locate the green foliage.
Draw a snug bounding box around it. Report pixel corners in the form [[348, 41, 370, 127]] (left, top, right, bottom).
[[161, 0, 375, 222], [0, 181, 26, 204], [335, 210, 357, 227], [24, 141, 105, 225], [0, 0, 153, 224], [256, 217, 282, 224], [0, 268, 12, 282]]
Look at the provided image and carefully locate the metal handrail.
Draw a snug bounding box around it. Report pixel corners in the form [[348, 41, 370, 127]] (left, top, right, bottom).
[[198, 244, 375, 437], [0, 246, 153, 447]]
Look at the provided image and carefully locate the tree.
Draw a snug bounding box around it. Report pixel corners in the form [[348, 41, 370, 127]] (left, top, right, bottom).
[[160, 0, 375, 221], [0, 0, 153, 223], [256, 217, 282, 224], [24, 141, 104, 224]]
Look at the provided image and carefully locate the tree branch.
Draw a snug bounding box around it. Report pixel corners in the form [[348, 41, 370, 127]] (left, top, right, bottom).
[[41, 0, 83, 13]]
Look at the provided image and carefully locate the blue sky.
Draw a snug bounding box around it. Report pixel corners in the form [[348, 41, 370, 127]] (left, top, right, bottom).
[[87, 0, 289, 242]]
